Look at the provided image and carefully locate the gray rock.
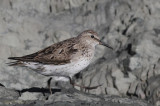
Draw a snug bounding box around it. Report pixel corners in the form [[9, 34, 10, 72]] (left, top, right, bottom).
[[0, 0, 160, 105], [0, 86, 19, 100], [146, 75, 160, 106], [112, 70, 136, 95], [45, 91, 152, 106], [18, 92, 43, 101], [0, 87, 152, 106]]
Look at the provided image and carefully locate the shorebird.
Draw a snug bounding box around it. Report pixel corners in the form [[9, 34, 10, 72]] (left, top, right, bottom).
[[8, 30, 113, 94]]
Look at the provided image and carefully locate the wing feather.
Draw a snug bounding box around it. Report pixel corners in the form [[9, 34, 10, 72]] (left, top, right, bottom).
[[8, 37, 79, 65]]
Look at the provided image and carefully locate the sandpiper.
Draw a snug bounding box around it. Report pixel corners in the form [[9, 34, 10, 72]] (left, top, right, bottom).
[[8, 30, 113, 94]]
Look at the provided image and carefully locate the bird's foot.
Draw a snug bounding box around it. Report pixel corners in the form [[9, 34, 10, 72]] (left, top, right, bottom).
[[69, 77, 103, 91], [73, 83, 103, 92]]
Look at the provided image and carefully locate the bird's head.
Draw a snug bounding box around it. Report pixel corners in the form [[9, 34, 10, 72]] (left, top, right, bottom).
[[78, 30, 113, 49]]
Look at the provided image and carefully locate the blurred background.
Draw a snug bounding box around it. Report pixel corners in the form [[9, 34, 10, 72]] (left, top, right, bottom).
[[0, 0, 160, 105]]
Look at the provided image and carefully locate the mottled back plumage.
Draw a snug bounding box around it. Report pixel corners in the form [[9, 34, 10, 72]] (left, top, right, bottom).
[[9, 37, 79, 65]]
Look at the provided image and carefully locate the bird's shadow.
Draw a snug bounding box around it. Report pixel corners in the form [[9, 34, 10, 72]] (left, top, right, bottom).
[[17, 87, 61, 96]]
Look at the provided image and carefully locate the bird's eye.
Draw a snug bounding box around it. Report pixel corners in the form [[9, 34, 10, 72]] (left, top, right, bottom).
[[91, 35, 94, 38]]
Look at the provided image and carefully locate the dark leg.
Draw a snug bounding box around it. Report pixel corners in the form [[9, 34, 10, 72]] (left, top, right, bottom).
[[47, 77, 52, 94], [47, 76, 102, 94]]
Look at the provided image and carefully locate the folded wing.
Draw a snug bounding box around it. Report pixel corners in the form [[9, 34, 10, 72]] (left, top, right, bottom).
[[8, 38, 79, 65]]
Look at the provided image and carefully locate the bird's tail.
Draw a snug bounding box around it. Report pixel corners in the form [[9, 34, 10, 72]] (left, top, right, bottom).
[[6, 61, 24, 66], [7, 57, 24, 66], [8, 57, 23, 61]]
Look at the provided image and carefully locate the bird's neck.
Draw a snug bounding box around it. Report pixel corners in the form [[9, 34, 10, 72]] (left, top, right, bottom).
[[79, 42, 95, 61]]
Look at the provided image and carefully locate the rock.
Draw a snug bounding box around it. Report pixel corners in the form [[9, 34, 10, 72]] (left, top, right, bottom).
[[0, 86, 19, 100], [0, 0, 160, 105], [146, 75, 160, 106], [0, 90, 152, 106], [0, 86, 152, 106], [44, 91, 152, 106], [128, 80, 139, 95], [112, 69, 136, 95], [105, 87, 120, 96], [18, 92, 43, 101]]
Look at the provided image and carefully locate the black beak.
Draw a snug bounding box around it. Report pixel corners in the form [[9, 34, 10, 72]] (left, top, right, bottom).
[[99, 40, 113, 50]]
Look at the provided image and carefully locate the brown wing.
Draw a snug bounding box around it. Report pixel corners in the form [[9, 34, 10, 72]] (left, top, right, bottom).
[[8, 37, 79, 65]]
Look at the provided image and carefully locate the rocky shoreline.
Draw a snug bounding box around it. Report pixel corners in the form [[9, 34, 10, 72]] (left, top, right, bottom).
[[0, 86, 152, 106], [0, 0, 160, 105]]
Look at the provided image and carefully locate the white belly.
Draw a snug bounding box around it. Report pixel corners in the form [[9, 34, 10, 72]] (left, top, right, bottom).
[[25, 58, 91, 77], [43, 59, 90, 77]]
